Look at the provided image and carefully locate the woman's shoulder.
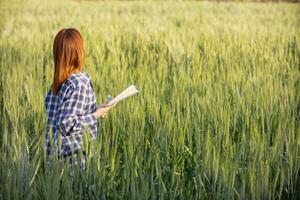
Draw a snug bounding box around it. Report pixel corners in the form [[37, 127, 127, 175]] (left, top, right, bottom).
[[44, 71, 93, 104], [66, 71, 91, 86], [61, 71, 93, 95], [80, 71, 92, 80]]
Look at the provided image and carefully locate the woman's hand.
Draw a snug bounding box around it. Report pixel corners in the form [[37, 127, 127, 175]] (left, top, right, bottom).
[[93, 102, 114, 119]]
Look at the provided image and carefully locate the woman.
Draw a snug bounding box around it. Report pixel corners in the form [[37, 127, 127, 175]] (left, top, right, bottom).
[[44, 28, 112, 171]]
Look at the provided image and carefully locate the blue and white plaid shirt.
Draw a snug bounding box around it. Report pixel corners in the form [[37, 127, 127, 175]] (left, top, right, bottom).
[[44, 71, 97, 158]]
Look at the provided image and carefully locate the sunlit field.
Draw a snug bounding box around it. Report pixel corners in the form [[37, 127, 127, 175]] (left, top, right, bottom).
[[0, 0, 299, 199]]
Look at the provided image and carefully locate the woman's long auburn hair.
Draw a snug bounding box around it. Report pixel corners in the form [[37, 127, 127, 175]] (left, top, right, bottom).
[[52, 28, 85, 95]]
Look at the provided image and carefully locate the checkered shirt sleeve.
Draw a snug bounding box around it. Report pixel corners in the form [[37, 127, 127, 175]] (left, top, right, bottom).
[[56, 82, 96, 138]]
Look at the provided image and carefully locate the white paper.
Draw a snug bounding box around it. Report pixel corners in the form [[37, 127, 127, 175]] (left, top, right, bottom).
[[106, 85, 139, 106]]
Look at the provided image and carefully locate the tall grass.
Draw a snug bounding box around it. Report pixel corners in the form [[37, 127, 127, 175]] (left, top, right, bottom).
[[0, 0, 299, 199]]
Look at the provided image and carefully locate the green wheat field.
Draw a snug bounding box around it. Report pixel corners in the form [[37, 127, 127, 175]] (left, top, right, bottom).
[[0, 0, 299, 199]]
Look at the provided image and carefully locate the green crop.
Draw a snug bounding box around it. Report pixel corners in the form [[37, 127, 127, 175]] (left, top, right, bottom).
[[0, 0, 299, 199]]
